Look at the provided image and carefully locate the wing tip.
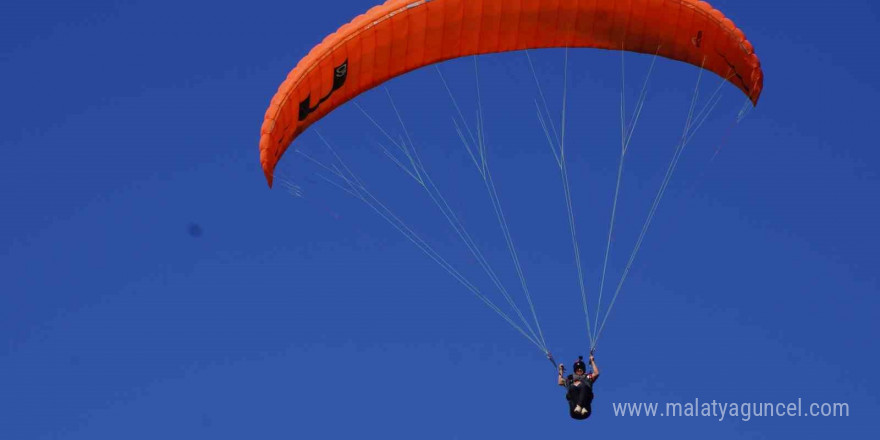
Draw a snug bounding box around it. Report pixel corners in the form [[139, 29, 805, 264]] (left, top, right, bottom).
[[260, 137, 276, 189]]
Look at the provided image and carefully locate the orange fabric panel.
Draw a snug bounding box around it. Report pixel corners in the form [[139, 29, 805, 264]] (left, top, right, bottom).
[[260, 0, 763, 187]]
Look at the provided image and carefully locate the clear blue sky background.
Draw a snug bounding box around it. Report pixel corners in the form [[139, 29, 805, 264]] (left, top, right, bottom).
[[2, 0, 879, 438]]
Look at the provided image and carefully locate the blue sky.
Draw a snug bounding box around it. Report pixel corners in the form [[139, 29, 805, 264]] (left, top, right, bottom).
[[2, 0, 879, 438]]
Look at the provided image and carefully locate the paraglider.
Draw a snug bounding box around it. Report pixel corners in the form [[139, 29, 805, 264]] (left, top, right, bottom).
[[558, 354, 600, 419], [260, 0, 763, 421]]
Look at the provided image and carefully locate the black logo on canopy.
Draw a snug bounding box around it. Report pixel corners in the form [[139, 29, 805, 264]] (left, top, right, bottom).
[[298, 59, 349, 121]]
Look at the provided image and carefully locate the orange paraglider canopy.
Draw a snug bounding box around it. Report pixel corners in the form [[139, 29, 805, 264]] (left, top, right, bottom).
[[260, 0, 763, 187]]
